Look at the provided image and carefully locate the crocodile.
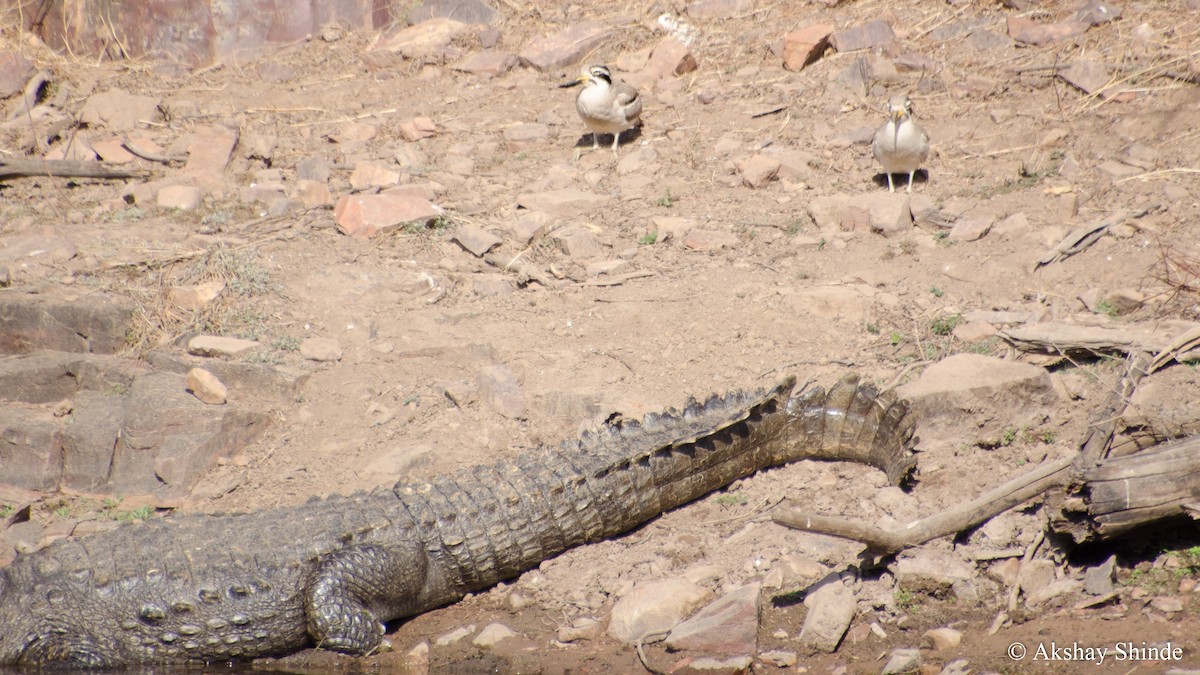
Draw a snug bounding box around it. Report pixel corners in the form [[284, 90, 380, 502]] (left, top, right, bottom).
[[0, 374, 916, 669]]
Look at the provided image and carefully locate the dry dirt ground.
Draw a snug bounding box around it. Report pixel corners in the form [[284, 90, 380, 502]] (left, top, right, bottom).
[[3, 0, 1200, 673]]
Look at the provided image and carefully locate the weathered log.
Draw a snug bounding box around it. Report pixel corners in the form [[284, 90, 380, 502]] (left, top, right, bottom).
[[1050, 435, 1200, 543], [0, 158, 144, 180]]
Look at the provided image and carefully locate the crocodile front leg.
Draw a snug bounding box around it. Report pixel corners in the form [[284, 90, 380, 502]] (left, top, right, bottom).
[[304, 540, 428, 655]]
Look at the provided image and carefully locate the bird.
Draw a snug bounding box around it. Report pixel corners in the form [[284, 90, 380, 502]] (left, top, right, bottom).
[[559, 65, 642, 159], [872, 95, 930, 193]]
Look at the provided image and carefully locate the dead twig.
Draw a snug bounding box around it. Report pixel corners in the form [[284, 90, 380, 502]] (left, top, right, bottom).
[[122, 135, 186, 164], [0, 158, 145, 180], [773, 455, 1074, 555], [1034, 202, 1159, 269]]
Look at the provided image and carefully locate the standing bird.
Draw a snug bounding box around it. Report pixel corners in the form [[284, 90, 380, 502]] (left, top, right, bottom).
[[560, 65, 642, 159], [872, 95, 930, 193]]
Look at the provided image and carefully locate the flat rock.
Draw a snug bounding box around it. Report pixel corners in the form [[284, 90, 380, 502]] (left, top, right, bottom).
[[472, 622, 517, 648], [476, 364, 526, 419], [0, 291, 135, 355], [666, 583, 760, 655], [91, 137, 135, 163], [784, 24, 833, 71], [830, 19, 895, 52], [184, 126, 239, 192], [187, 335, 260, 358], [895, 550, 975, 594], [520, 20, 621, 71], [186, 367, 227, 405], [881, 648, 922, 675], [334, 194, 443, 239], [0, 51, 33, 98], [452, 225, 501, 257], [157, 185, 202, 210], [350, 162, 401, 190], [784, 285, 875, 324], [683, 229, 739, 251], [299, 337, 343, 362], [78, 88, 161, 130], [62, 391, 127, 491], [669, 655, 753, 674], [896, 354, 1058, 442], [1018, 559, 1056, 597], [686, 0, 752, 19], [798, 581, 855, 654], [551, 226, 604, 258], [399, 116, 438, 142], [651, 216, 696, 242], [737, 154, 780, 188], [1007, 16, 1090, 46], [922, 627, 963, 651], [454, 50, 517, 76], [374, 18, 473, 57], [851, 192, 913, 237], [293, 179, 333, 208], [516, 188, 607, 217], [948, 216, 993, 242], [630, 37, 698, 88], [608, 579, 712, 644], [0, 407, 61, 490]]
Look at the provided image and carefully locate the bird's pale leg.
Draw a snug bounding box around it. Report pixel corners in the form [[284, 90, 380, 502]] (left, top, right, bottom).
[[611, 131, 621, 158], [592, 133, 601, 150], [906, 170, 915, 193], [886, 173, 895, 193]]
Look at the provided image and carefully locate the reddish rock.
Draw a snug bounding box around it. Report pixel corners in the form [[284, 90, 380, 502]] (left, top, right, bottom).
[[1007, 16, 1089, 45], [452, 225, 502, 257], [640, 37, 698, 82], [686, 0, 752, 19], [830, 19, 895, 52], [519, 20, 624, 71], [374, 18, 473, 57], [168, 281, 224, 311], [683, 229, 739, 251], [78, 88, 162, 131], [0, 407, 61, 490], [293, 179, 334, 208], [0, 291, 135, 355], [454, 51, 517, 76], [737, 154, 780, 188], [157, 185, 202, 210], [186, 368, 228, 405], [399, 116, 438, 142], [502, 123, 550, 152], [0, 52, 34, 98], [551, 226, 604, 258], [516, 188, 608, 217], [184, 126, 239, 191], [328, 122, 377, 144], [334, 194, 443, 239], [784, 24, 833, 71], [91, 137, 135, 163], [666, 583, 760, 655], [350, 162, 401, 190]]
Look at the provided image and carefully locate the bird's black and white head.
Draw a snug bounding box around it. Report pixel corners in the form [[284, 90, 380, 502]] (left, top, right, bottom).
[[887, 95, 914, 122], [559, 64, 614, 90]]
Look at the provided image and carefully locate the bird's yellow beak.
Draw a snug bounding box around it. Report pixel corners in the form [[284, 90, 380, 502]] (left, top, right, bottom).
[[559, 74, 587, 89], [892, 108, 905, 121]]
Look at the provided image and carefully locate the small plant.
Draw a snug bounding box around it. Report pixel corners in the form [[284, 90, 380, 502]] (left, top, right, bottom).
[[106, 383, 129, 396], [431, 213, 454, 231], [639, 231, 658, 245], [0, 504, 14, 519], [898, 239, 917, 255], [890, 331, 904, 346], [930, 314, 962, 336], [895, 588, 917, 610], [1039, 429, 1057, 444], [273, 335, 301, 352], [1001, 426, 1019, 446], [1094, 299, 1119, 318], [715, 492, 748, 507], [784, 220, 803, 236], [117, 506, 154, 522], [929, 286, 945, 298], [866, 323, 880, 335], [53, 505, 72, 519], [655, 189, 674, 208], [817, 238, 827, 251]]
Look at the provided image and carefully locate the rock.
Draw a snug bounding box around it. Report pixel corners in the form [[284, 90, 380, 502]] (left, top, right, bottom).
[[328, 122, 377, 144], [1150, 596, 1185, 613], [922, 627, 962, 651], [666, 583, 760, 655], [108, 372, 268, 497], [1075, 0, 1122, 25], [405, 641, 430, 669], [502, 122, 550, 151], [185, 368, 227, 405], [0, 407, 62, 490], [784, 285, 875, 324], [1007, 16, 1090, 46], [0, 291, 135, 355], [454, 50, 517, 76], [737, 154, 780, 188], [651, 216, 696, 242], [350, 162, 401, 189], [617, 146, 658, 175], [670, 655, 753, 674], [1103, 288, 1145, 314], [797, 581, 855, 653], [452, 225, 502, 257], [807, 193, 853, 230], [472, 622, 517, 648], [476, 364, 526, 419], [586, 260, 632, 277], [948, 216, 993, 242], [557, 616, 602, 642], [1084, 555, 1116, 596], [1017, 559, 1056, 597], [631, 37, 698, 86], [399, 116, 438, 142], [516, 188, 608, 217], [895, 550, 974, 594], [91, 137, 135, 163], [187, 335, 260, 358], [145, 351, 307, 406], [896, 354, 1058, 444], [881, 647, 922, 675], [293, 179, 334, 208], [849, 192, 913, 237], [184, 126, 239, 191], [168, 281, 224, 312], [435, 624, 475, 646], [408, 0, 499, 25], [551, 226, 604, 258], [993, 212, 1031, 239], [683, 229, 739, 251], [374, 18, 474, 58], [784, 24, 833, 71], [79, 88, 162, 130], [1059, 61, 1110, 96], [61, 391, 127, 491], [0, 52, 34, 98], [299, 337, 343, 362], [758, 650, 797, 667], [297, 156, 332, 182], [830, 19, 895, 52], [520, 20, 620, 71], [607, 579, 712, 644], [334, 194, 443, 239], [686, 0, 752, 19]]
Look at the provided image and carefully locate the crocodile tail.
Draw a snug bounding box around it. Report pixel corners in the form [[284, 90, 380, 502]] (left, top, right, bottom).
[[787, 373, 917, 485]]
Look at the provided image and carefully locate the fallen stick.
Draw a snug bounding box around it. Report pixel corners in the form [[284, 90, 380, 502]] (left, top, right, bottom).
[[0, 157, 144, 180], [1034, 202, 1159, 269]]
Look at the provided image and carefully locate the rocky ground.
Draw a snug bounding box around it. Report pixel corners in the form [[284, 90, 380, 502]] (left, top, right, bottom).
[[3, 0, 1200, 673]]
